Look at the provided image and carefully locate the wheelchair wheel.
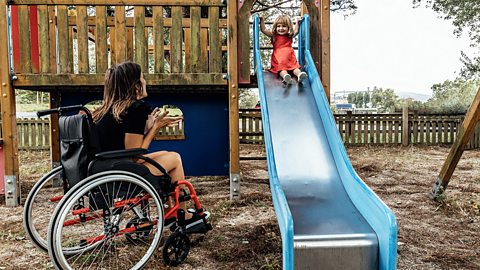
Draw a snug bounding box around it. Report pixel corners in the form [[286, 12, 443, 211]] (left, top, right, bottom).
[[162, 229, 190, 266], [23, 166, 63, 251], [47, 171, 164, 270]]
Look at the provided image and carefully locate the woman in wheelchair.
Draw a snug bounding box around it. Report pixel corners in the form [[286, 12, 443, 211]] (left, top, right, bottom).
[[93, 61, 209, 229], [24, 61, 211, 268]]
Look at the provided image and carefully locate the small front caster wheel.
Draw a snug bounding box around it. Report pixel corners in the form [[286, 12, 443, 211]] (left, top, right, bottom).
[[162, 229, 190, 266]]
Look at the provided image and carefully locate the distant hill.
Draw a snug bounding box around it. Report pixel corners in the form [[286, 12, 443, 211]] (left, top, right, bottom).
[[396, 92, 431, 102]]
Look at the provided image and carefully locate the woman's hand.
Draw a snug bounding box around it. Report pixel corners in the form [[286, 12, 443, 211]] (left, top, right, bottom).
[[151, 108, 183, 130], [145, 107, 162, 134]]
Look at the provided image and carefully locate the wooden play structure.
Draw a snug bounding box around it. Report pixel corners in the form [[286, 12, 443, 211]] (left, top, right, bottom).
[[0, 0, 330, 206], [430, 87, 480, 200]]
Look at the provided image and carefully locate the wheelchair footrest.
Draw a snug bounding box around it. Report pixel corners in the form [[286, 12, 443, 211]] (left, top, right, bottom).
[[186, 221, 212, 234]]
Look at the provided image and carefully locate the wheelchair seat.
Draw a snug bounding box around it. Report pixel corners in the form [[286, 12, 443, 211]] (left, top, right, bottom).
[[89, 157, 171, 195]]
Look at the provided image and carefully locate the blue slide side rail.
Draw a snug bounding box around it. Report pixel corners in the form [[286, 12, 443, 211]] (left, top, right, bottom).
[[253, 15, 294, 270], [298, 15, 398, 270]]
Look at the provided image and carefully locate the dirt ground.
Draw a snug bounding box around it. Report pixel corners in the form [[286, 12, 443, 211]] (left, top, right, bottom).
[[0, 144, 479, 269]]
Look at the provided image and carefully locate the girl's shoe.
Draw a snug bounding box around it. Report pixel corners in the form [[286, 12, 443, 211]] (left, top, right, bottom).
[[298, 72, 307, 83], [282, 74, 292, 85]]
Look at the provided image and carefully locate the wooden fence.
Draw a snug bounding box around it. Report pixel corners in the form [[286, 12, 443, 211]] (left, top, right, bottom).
[[239, 109, 263, 144], [0, 118, 185, 150], [15, 118, 50, 150], [4, 109, 480, 150], [239, 109, 480, 149]]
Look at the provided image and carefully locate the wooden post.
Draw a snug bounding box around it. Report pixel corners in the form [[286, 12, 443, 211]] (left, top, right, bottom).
[[0, 0, 20, 206], [402, 101, 409, 146], [170, 6, 183, 73], [238, 0, 255, 84], [228, 0, 240, 200], [95, 6, 108, 73], [304, 2, 320, 72], [430, 87, 480, 200], [304, 0, 330, 102], [115, 6, 127, 63], [49, 91, 61, 186], [320, 0, 330, 102]]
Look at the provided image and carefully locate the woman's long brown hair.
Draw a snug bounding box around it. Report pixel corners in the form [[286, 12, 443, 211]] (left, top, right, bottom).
[[93, 61, 143, 122]]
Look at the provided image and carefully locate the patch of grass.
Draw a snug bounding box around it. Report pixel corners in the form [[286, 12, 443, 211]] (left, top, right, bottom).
[[16, 103, 49, 112], [259, 257, 281, 270], [212, 250, 235, 262]]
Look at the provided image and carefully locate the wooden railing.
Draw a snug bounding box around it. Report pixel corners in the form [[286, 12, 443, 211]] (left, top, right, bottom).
[[239, 109, 480, 149], [0, 118, 184, 150], [9, 109, 480, 150], [15, 118, 50, 150], [7, 0, 227, 88], [239, 109, 263, 144]]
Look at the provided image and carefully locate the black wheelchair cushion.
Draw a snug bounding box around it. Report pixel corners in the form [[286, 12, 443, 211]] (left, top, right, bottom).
[[95, 148, 148, 159], [89, 158, 171, 192], [59, 114, 101, 189]]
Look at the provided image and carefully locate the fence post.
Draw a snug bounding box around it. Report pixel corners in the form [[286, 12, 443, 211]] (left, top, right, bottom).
[[346, 110, 353, 144], [402, 102, 409, 146]]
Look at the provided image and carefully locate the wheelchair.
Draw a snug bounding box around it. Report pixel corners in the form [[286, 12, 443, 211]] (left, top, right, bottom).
[[23, 105, 212, 269]]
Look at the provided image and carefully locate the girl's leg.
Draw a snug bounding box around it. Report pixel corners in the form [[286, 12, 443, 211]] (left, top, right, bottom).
[[279, 70, 292, 84], [141, 151, 193, 219], [293, 68, 301, 77], [293, 68, 307, 83]]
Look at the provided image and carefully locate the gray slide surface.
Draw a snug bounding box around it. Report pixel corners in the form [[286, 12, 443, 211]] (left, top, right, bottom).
[[261, 71, 378, 269]]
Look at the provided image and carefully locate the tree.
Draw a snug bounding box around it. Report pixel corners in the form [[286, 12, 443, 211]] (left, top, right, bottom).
[[363, 91, 370, 107], [239, 89, 259, 109], [347, 92, 361, 107], [370, 87, 399, 113], [16, 90, 48, 105], [413, 0, 480, 79], [424, 79, 479, 113]]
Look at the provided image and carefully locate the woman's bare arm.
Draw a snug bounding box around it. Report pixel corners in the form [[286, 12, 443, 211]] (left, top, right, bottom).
[[125, 110, 182, 150]]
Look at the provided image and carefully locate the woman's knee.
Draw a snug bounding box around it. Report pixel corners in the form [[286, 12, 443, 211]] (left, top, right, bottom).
[[168, 151, 182, 165]]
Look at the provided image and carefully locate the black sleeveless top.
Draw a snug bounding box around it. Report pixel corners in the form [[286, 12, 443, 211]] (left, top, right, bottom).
[[95, 100, 152, 151]]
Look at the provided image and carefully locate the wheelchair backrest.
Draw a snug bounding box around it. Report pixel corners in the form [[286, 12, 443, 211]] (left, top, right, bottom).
[[59, 114, 101, 189]]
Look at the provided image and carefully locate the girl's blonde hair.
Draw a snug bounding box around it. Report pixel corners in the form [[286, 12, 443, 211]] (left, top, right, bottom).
[[272, 15, 294, 37]]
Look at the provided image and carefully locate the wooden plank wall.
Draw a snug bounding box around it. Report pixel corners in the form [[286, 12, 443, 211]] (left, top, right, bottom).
[[10, 3, 227, 77]]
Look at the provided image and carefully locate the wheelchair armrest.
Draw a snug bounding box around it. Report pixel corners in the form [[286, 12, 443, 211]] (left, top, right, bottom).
[[95, 148, 148, 159]]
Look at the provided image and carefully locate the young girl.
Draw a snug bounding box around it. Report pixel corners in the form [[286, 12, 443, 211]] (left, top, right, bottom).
[[260, 15, 307, 85]]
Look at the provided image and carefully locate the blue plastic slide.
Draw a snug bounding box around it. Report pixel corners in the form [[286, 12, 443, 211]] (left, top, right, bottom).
[[252, 15, 397, 270]]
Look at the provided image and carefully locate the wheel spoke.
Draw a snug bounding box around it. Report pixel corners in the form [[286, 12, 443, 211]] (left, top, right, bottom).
[[49, 175, 163, 269]]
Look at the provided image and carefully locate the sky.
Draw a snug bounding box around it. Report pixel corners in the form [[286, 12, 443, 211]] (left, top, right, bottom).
[[331, 0, 476, 97]]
